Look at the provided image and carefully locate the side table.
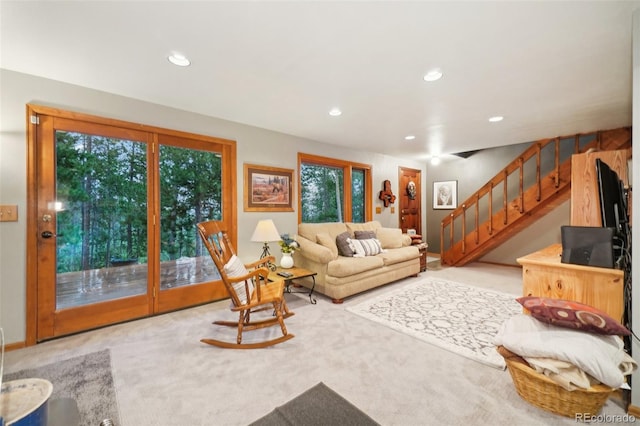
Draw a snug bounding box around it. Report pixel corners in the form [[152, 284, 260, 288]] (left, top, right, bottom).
[[269, 266, 318, 304], [415, 242, 428, 272]]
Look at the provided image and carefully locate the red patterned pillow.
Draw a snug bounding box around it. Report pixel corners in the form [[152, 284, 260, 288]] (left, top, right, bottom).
[[516, 296, 630, 336]]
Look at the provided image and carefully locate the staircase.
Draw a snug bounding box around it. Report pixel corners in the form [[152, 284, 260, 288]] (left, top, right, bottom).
[[440, 127, 631, 266]]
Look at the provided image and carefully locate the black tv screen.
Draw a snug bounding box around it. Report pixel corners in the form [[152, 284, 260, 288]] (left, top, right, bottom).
[[595, 158, 627, 233]]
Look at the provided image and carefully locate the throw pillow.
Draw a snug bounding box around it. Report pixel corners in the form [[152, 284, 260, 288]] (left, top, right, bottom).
[[376, 227, 403, 249], [223, 254, 254, 305], [516, 296, 630, 336], [354, 230, 376, 240], [316, 232, 339, 259], [335, 231, 354, 257], [349, 238, 383, 257]]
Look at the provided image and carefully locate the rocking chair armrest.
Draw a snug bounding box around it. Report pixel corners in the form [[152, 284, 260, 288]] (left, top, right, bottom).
[[225, 268, 266, 284], [244, 255, 275, 271], [226, 267, 272, 302]]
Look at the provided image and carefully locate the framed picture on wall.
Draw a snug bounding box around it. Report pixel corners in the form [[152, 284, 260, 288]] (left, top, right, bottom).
[[433, 180, 457, 209], [244, 163, 294, 211]]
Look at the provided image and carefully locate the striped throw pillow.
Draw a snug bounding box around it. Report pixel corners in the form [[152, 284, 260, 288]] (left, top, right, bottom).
[[349, 238, 383, 257], [223, 255, 254, 304]]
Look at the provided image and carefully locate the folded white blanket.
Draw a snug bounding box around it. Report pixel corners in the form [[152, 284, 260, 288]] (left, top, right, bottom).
[[494, 314, 636, 388], [524, 356, 595, 390]]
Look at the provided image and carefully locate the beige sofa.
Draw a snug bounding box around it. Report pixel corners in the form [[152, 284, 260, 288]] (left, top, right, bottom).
[[292, 221, 420, 303]]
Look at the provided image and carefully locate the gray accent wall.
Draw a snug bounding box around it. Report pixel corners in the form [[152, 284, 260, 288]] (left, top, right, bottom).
[[426, 144, 570, 264]]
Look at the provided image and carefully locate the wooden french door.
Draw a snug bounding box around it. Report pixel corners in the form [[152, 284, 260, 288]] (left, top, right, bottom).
[[398, 167, 422, 236], [27, 105, 235, 343]]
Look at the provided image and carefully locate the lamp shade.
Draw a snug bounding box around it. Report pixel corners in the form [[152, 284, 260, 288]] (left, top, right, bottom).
[[250, 219, 281, 243]]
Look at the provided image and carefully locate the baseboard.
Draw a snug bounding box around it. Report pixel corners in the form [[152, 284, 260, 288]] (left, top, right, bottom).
[[627, 404, 640, 417], [5, 341, 26, 351]]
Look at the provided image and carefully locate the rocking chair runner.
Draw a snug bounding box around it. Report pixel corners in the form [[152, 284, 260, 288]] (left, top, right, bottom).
[[196, 220, 294, 349]]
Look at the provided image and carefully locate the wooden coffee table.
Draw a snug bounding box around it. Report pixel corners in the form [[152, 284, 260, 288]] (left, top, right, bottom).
[[269, 266, 318, 304]]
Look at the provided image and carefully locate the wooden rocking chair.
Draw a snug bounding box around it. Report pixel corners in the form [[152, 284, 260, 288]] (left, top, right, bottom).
[[196, 220, 294, 349]]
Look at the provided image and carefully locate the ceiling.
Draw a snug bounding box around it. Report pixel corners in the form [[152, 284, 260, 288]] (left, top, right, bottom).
[[1, 1, 639, 161]]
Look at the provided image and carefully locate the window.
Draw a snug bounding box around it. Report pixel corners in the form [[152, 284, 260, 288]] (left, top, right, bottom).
[[298, 153, 371, 223]]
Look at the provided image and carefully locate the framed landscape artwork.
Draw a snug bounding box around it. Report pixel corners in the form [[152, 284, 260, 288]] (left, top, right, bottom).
[[433, 180, 457, 210], [244, 163, 294, 212]]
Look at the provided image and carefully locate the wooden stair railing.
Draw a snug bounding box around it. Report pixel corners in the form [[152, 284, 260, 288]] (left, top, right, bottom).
[[440, 127, 631, 266]]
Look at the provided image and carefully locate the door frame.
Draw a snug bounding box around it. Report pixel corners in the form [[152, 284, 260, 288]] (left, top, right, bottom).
[[25, 104, 237, 345]]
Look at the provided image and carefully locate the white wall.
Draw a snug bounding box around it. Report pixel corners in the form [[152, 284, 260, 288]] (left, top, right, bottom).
[[0, 69, 426, 345]]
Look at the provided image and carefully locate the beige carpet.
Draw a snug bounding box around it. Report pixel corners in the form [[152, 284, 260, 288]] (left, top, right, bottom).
[[3, 262, 628, 425]]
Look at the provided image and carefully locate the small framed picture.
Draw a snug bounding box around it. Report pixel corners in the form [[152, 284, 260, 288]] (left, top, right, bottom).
[[407, 229, 417, 236], [433, 180, 457, 210], [244, 163, 294, 212]]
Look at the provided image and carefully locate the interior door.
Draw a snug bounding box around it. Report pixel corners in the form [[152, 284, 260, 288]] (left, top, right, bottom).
[[398, 167, 422, 236]]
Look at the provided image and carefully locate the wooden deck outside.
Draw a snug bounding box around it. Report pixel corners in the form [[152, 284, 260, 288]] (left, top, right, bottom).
[[56, 256, 221, 309]]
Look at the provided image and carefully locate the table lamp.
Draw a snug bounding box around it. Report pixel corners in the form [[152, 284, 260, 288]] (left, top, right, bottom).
[[250, 219, 281, 263]]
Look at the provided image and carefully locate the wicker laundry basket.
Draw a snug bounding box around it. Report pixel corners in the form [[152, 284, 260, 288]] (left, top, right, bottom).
[[497, 346, 615, 417]]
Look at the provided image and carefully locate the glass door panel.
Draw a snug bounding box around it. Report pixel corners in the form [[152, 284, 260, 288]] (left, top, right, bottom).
[[158, 145, 223, 289], [55, 130, 148, 309]]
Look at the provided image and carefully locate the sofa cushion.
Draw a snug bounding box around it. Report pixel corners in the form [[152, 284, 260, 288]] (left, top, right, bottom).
[[349, 238, 383, 257], [378, 246, 420, 266], [346, 221, 382, 236], [354, 230, 376, 240], [336, 232, 355, 257], [376, 227, 403, 249], [327, 255, 384, 277], [298, 222, 349, 243], [316, 232, 339, 259]]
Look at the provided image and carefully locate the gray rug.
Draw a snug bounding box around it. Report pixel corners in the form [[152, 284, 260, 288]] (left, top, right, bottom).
[[346, 277, 522, 369], [4, 349, 120, 426], [250, 382, 379, 426]]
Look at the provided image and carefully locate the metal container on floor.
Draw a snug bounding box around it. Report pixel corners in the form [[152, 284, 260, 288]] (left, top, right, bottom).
[[0, 379, 53, 426]]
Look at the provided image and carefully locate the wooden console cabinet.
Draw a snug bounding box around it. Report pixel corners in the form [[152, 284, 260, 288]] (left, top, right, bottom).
[[517, 244, 624, 322]]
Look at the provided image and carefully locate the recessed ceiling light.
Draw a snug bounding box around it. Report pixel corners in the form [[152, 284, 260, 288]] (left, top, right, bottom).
[[423, 69, 443, 82], [430, 156, 442, 166], [168, 53, 191, 67], [488, 116, 504, 122], [329, 108, 342, 117], [404, 135, 416, 140]]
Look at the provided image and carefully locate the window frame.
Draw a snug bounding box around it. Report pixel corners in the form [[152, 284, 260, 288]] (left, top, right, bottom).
[[297, 152, 372, 223]]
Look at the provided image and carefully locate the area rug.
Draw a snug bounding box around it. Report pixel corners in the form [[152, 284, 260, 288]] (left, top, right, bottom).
[[4, 349, 120, 426], [346, 278, 522, 369], [250, 382, 380, 426]]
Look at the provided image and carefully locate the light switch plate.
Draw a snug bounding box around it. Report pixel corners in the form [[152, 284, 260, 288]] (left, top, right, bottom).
[[0, 205, 18, 222]]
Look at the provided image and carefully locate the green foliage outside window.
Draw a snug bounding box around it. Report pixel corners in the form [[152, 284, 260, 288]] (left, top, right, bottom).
[[55, 131, 222, 273], [300, 162, 366, 223]]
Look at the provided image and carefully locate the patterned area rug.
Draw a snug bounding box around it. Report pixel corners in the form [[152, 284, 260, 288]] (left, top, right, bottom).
[[346, 278, 522, 369]]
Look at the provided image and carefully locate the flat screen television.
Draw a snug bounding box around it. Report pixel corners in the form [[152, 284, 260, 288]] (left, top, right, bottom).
[[595, 158, 628, 233], [595, 158, 629, 266]]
